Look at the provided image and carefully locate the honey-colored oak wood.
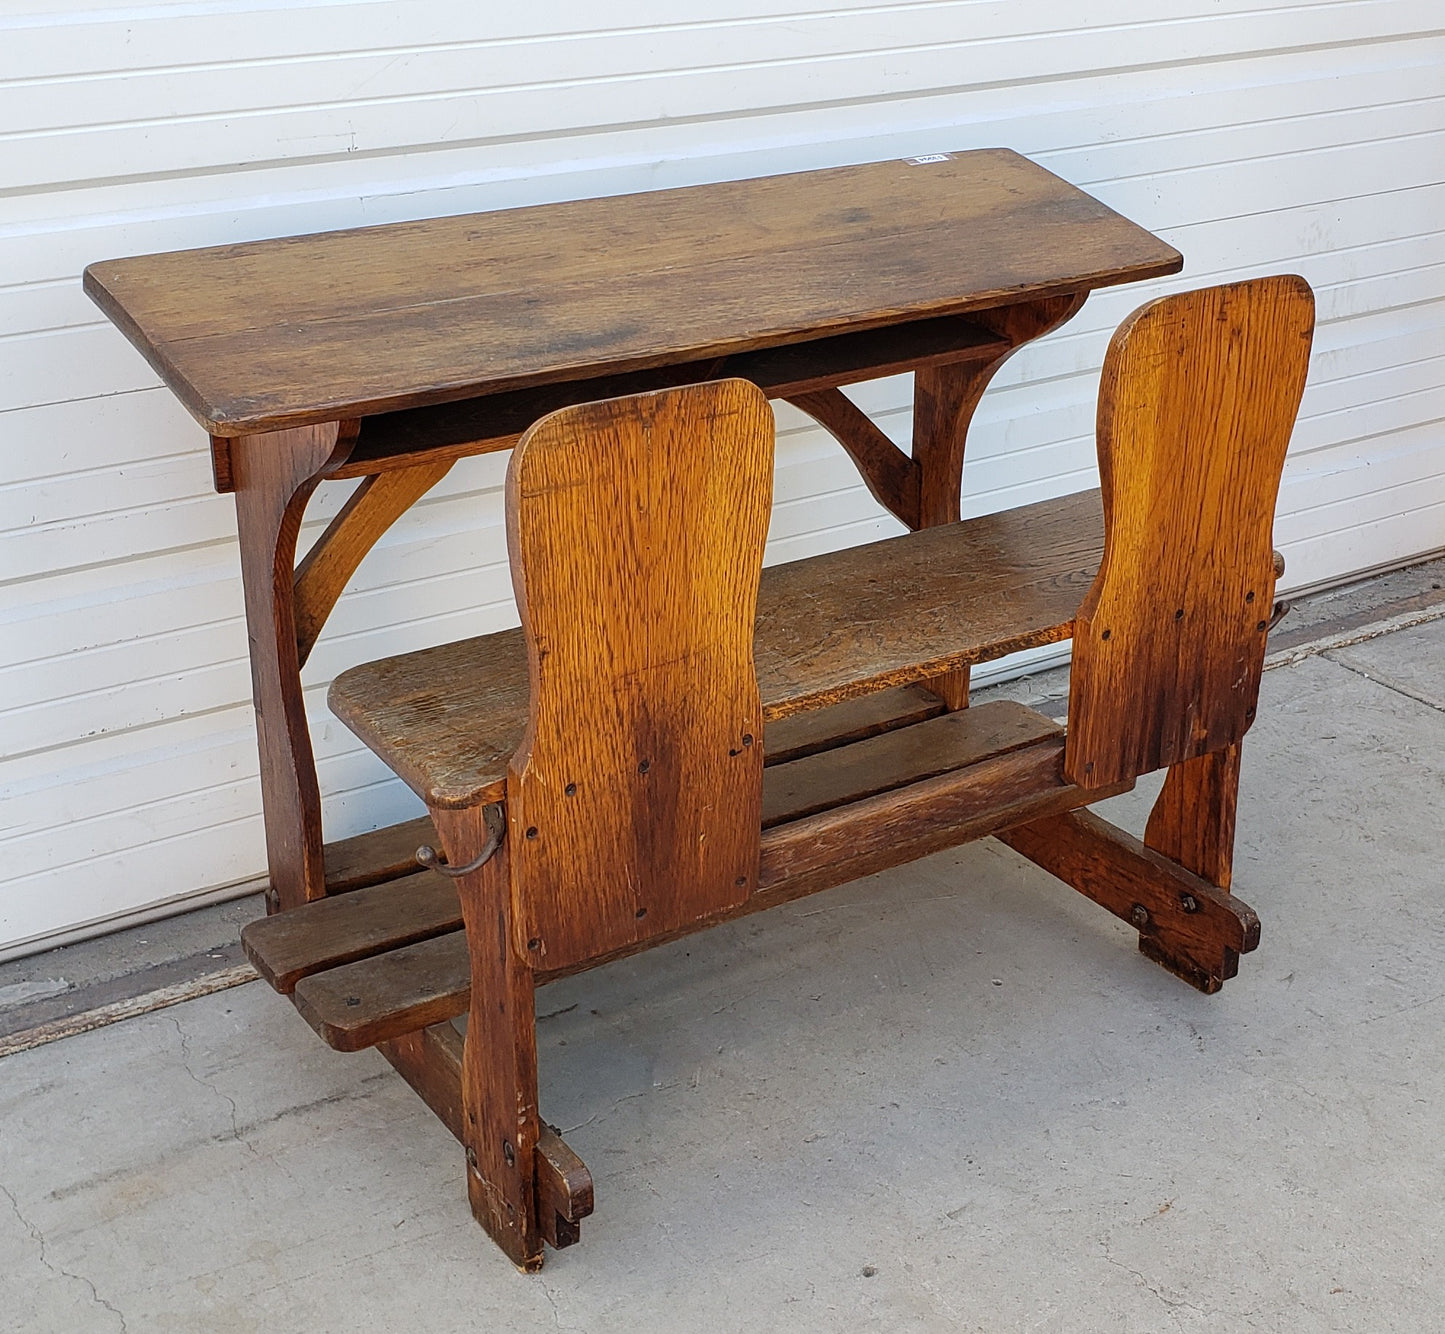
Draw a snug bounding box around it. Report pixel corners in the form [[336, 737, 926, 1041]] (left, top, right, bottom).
[[1065, 276, 1315, 789], [328, 489, 1104, 810], [505, 381, 773, 970]]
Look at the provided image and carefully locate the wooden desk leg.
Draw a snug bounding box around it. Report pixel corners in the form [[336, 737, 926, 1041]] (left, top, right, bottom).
[[435, 804, 544, 1272], [912, 293, 1090, 709], [228, 423, 353, 912], [1140, 746, 1243, 986]]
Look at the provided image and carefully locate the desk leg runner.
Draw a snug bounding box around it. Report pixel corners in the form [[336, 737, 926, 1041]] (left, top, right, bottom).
[[229, 423, 353, 912], [435, 803, 544, 1271]]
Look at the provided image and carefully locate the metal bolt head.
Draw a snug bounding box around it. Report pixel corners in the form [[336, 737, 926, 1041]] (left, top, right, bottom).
[[1129, 903, 1150, 929], [503, 1140, 515, 1168], [1180, 893, 1201, 914]]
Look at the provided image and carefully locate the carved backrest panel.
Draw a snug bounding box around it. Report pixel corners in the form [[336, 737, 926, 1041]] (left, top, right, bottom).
[[506, 380, 774, 970], [1065, 276, 1315, 789]]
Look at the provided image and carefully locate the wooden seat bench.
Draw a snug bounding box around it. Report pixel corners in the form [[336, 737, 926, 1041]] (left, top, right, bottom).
[[242, 276, 1314, 1271]]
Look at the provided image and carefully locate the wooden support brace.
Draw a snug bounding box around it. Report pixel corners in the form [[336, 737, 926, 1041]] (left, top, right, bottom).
[[785, 387, 921, 530], [997, 807, 1260, 994], [294, 460, 454, 668]]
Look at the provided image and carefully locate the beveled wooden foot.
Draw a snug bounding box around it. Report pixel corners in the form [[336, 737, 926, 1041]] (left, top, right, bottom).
[[997, 807, 1260, 993]]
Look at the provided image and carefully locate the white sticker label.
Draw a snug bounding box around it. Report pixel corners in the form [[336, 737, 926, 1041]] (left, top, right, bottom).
[[903, 153, 952, 165]]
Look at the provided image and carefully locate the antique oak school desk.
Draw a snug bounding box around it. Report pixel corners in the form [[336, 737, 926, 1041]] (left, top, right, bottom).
[[85, 149, 1311, 1269]]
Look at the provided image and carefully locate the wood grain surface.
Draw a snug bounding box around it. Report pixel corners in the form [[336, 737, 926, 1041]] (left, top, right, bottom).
[[328, 489, 1104, 809], [1064, 276, 1314, 789], [505, 381, 773, 970], [84, 149, 1180, 435]]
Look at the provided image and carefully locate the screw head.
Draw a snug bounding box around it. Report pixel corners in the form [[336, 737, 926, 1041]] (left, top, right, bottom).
[[1130, 903, 1150, 929], [1180, 894, 1200, 914], [503, 1140, 515, 1168]]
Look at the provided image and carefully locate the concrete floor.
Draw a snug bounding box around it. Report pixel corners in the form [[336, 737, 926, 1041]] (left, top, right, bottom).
[[2, 600, 1443, 1332]]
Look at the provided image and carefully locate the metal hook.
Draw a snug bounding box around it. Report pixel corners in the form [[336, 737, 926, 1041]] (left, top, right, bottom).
[[416, 805, 507, 878]]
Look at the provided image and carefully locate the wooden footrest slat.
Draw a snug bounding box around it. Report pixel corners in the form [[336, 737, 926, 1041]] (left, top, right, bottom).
[[288, 703, 1099, 1051], [243, 869, 461, 994], [324, 814, 437, 894], [258, 684, 950, 998]]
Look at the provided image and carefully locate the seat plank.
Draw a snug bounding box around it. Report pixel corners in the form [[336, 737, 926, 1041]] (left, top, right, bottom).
[[291, 702, 1078, 1051], [329, 490, 1103, 810]]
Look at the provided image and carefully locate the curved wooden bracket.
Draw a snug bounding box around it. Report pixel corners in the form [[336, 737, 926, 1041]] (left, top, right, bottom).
[[784, 388, 921, 529], [914, 292, 1089, 529], [293, 459, 453, 668]]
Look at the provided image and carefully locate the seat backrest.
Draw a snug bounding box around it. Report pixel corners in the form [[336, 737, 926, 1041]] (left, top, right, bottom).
[[1065, 275, 1315, 790], [505, 379, 774, 970]]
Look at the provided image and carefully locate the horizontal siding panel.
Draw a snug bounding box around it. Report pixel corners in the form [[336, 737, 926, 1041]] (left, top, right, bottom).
[[2, 3, 1441, 952]]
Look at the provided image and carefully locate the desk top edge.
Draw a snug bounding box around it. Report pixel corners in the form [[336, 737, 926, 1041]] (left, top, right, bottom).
[[84, 148, 1183, 438]]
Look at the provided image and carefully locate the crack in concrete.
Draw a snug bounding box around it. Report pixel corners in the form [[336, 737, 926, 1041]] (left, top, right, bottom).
[[168, 1013, 258, 1159], [1321, 652, 1445, 716], [1, 1179, 128, 1331]]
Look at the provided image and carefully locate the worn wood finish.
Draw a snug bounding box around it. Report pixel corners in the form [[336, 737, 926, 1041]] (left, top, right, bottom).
[[307, 688, 944, 904], [1144, 745, 1242, 891], [242, 868, 460, 993], [998, 808, 1261, 994], [84, 150, 1180, 436], [535, 1126, 595, 1250], [337, 314, 1010, 479], [506, 382, 773, 971], [291, 705, 1127, 1051], [433, 806, 543, 1271], [328, 489, 1104, 810], [763, 683, 945, 765], [248, 686, 952, 998], [323, 814, 437, 894], [761, 701, 1059, 827], [1065, 276, 1315, 790], [293, 461, 453, 668], [377, 1021, 593, 1250], [230, 421, 355, 911], [785, 388, 921, 529], [377, 1022, 466, 1141]]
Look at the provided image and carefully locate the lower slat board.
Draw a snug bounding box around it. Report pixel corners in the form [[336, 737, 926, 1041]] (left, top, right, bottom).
[[289, 701, 1076, 1052]]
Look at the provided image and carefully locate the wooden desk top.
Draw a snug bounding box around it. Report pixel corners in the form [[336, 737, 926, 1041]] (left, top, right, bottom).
[[84, 148, 1180, 437]]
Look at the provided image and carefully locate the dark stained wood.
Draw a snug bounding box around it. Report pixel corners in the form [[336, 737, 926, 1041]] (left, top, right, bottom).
[[436, 808, 543, 1271], [293, 461, 453, 668], [377, 1022, 466, 1141], [242, 868, 460, 993], [1144, 744, 1241, 891], [913, 294, 1088, 530], [323, 814, 437, 894], [762, 702, 1059, 827], [763, 682, 945, 764], [998, 808, 1261, 994], [230, 421, 356, 910], [535, 1126, 595, 1250], [292, 928, 471, 1052], [785, 387, 920, 529], [911, 294, 1088, 712], [1065, 276, 1315, 789], [506, 382, 773, 970], [291, 706, 1125, 1050], [84, 149, 1180, 437], [377, 1020, 593, 1251], [336, 313, 1010, 479], [328, 488, 1105, 809]]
